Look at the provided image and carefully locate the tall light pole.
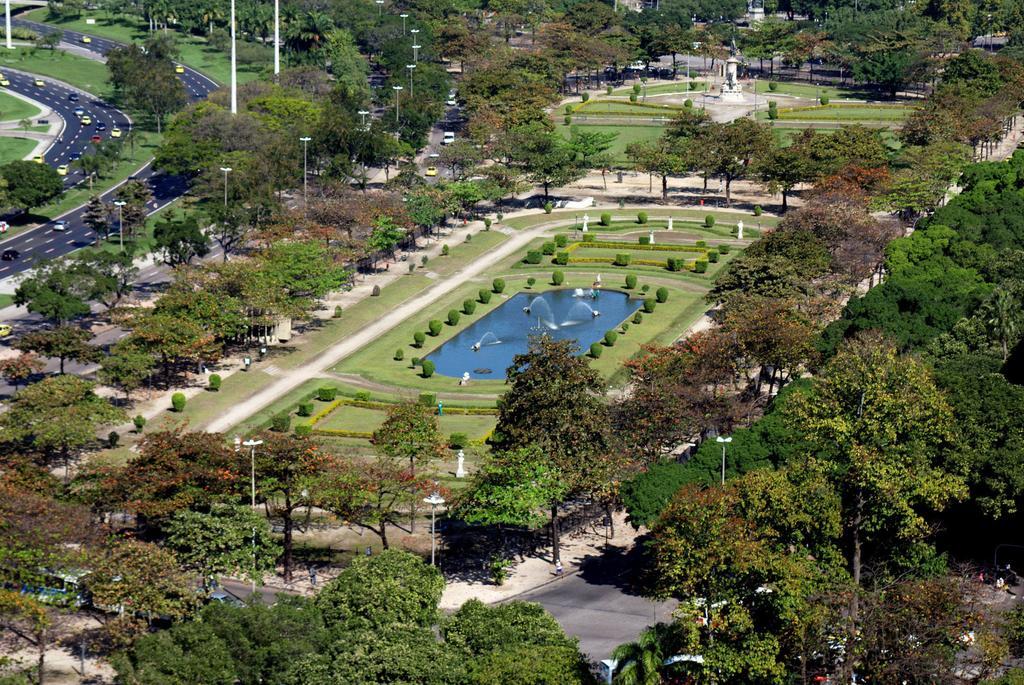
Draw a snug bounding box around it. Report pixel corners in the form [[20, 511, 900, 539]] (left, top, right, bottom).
[[392, 84, 403, 123], [375, 0, 383, 16], [716, 435, 732, 486], [273, 0, 280, 75], [406, 63, 416, 97], [423, 492, 445, 566], [299, 136, 311, 210], [400, 12, 408, 33], [751, 76, 757, 120], [5, 0, 11, 50], [358, 109, 369, 129], [241, 438, 263, 594], [412, 43, 421, 64], [220, 166, 232, 207], [113, 200, 126, 251], [229, 0, 237, 113]]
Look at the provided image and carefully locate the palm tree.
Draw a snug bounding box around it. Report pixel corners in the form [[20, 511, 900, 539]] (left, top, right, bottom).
[[611, 623, 677, 685], [987, 288, 1021, 361]]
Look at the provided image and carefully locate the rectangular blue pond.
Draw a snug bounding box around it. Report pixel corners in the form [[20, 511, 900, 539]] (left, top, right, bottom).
[[424, 289, 643, 380]]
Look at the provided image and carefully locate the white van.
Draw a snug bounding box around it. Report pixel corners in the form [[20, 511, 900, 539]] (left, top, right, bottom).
[[442, 131, 455, 145]]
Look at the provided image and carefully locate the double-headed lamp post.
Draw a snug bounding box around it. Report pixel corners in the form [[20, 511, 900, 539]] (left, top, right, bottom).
[[411, 40, 421, 64], [234, 437, 263, 593], [113, 200, 126, 251], [400, 12, 409, 33], [392, 84, 403, 123], [406, 63, 416, 97], [299, 136, 311, 209], [5, 0, 11, 50], [229, 0, 237, 113], [358, 109, 370, 129], [423, 492, 445, 566], [375, 0, 384, 16], [220, 166, 232, 207], [716, 435, 732, 486]]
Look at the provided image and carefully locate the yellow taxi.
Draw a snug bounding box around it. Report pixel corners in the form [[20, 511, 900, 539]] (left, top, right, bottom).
[[175, 64, 185, 74], [110, 127, 122, 138], [425, 166, 438, 176], [32, 155, 43, 164], [0, 324, 11, 338], [56, 164, 68, 176], [81, 35, 92, 43], [33, 78, 44, 87], [80, 115, 92, 125], [0, 75, 8, 87]]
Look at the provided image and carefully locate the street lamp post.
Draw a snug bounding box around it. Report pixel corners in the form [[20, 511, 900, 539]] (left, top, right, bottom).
[[375, 0, 383, 16], [716, 435, 732, 486], [358, 109, 369, 129], [5, 0, 11, 50], [411, 42, 421, 64], [400, 13, 408, 33], [220, 166, 232, 207], [242, 438, 263, 593], [113, 200, 126, 251], [392, 85, 403, 123], [229, 0, 237, 113], [299, 136, 311, 210], [423, 492, 445, 566], [752, 76, 757, 119], [273, 0, 280, 75], [406, 63, 416, 97]]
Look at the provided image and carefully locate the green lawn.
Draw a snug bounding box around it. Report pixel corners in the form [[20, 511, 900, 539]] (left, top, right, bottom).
[[0, 294, 14, 309], [611, 81, 707, 96], [753, 80, 878, 100], [570, 245, 704, 263], [0, 47, 109, 94], [0, 90, 42, 122], [315, 404, 494, 441], [0, 136, 35, 163], [555, 122, 665, 163], [25, 8, 271, 86], [504, 209, 778, 231], [574, 100, 683, 117], [760, 105, 913, 122]]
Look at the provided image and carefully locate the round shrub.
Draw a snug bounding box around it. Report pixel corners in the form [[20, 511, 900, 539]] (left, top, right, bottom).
[[421, 360, 436, 378], [526, 277, 536, 288], [551, 270, 564, 285], [564, 115, 572, 125], [442, 244, 450, 256], [271, 414, 291, 432], [447, 310, 461, 326], [581, 92, 589, 102], [606, 85, 613, 94], [613, 253, 631, 267], [629, 92, 637, 103], [171, 392, 186, 412], [371, 285, 381, 296], [554, 251, 569, 265], [693, 260, 708, 273], [707, 250, 719, 263], [449, 432, 469, 449], [418, 392, 437, 407], [484, 217, 492, 230], [604, 330, 618, 346], [429, 320, 443, 336], [718, 244, 731, 254], [411, 357, 420, 367], [463, 299, 477, 315], [620, 322, 630, 333], [625, 274, 638, 289], [492, 278, 506, 294], [704, 215, 715, 228], [637, 211, 648, 224], [109, 431, 119, 448], [354, 391, 371, 402], [696, 240, 707, 248], [134, 414, 146, 432], [541, 241, 556, 255], [408, 263, 416, 274], [768, 81, 778, 91], [333, 305, 343, 318], [465, 234, 473, 243], [632, 83, 641, 94], [479, 289, 492, 304], [753, 206, 763, 217], [633, 311, 643, 324], [208, 374, 221, 391], [600, 212, 611, 226], [819, 95, 829, 105], [767, 101, 778, 120], [656, 286, 669, 303], [638, 236, 651, 245], [414, 331, 426, 347], [554, 234, 568, 248], [684, 99, 693, 108], [421, 255, 429, 266], [295, 424, 312, 437], [317, 387, 337, 401], [564, 104, 573, 115], [589, 342, 603, 358], [298, 401, 314, 417], [544, 201, 553, 214], [641, 284, 650, 293], [394, 349, 404, 361], [643, 298, 656, 313], [582, 233, 596, 243]]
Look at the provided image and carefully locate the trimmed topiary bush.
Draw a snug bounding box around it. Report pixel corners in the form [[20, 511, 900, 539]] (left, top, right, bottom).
[[620, 322, 630, 333], [333, 305, 343, 318], [295, 424, 312, 437], [637, 211, 648, 224], [527, 277, 536, 288], [551, 270, 565, 285], [554, 252, 569, 265], [819, 95, 829, 105], [753, 205, 763, 217], [629, 92, 638, 103], [656, 286, 669, 303], [554, 234, 568, 248], [298, 401, 314, 417], [643, 298, 656, 313], [448, 310, 461, 326], [666, 258, 683, 272], [395, 349, 405, 361], [767, 101, 778, 120], [544, 201, 553, 214], [132, 414, 147, 432], [589, 342, 603, 358], [638, 236, 651, 245], [442, 244, 450, 256], [421, 360, 436, 378], [418, 393, 436, 407], [525, 251, 542, 264], [272, 414, 291, 432], [541, 241, 556, 255], [600, 212, 611, 226], [613, 253, 631, 266], [492, 278, 506, 293], [704, 215, 715, 228], [414, 331, 426, 347], [684, 99, 693, 108], [606, 85, 613, 94], [582, 233, 596, 243], [449, 432, 469, 449], [318, 387, 337, 401], [355, 391, 371, 401], [411, 357, 421, 367], [625, 274, 637, 289], [372, 285, 381, 296], [696, 240, 707, 248], [208, 374, 221, 391], [171, 392, 186, 412], [582, 92, 590, 102], [604, 330, 618, 346], [465, 234, 473, 243], [641, 284, 650, 293], [479, 289, 492, 304], [633, 311, 643, 324], [109, 431, 119, 448], [718, 244, 731, 254], [633, 83, 642, 94], [421, 255, 429, 266], [484, 217, 492, 230], [768, 81, 778, 91], [429, 320, 443, 336], [565, 104, 573, 115], [707, 250, 720, 263], [694, 260, 708, 273], [463, 300, 477, 315]]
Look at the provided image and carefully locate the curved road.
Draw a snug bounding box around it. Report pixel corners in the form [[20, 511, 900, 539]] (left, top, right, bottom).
[[0, 16, 219, 279]]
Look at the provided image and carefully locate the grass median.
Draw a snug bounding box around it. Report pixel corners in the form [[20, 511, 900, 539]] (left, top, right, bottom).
[[0, 46, 110, 94]]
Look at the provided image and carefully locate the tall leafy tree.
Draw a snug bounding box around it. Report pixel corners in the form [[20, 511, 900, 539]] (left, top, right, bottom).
[[14, 326, 101, 375], [163, 505, 280, 587]]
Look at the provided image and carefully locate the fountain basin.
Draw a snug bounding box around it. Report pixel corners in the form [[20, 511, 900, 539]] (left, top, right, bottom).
[[423, 289, 642, 379]]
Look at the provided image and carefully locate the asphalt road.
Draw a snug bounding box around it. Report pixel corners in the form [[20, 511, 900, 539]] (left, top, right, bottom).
[[0, 16, 218, 279]]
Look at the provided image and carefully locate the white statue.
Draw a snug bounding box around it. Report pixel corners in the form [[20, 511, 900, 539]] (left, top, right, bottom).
[[649, 230, 655, 244], [460, 371, 470, 385], [737, 220, 744, 240], [595, 273, 602, 285], [667, 217, 674, 231], [582, 214, 589, 232], [456, 450, 466, 478]]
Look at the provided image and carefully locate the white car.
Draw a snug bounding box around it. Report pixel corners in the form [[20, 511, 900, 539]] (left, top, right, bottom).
[[446, 98, 457, 107], [52, 220, 66, 231], [442, 132, 455, 145]]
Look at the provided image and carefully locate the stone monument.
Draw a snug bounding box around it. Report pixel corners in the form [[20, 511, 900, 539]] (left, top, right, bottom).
[[456, 450, 466, 478], [721, 56, 744, 102]]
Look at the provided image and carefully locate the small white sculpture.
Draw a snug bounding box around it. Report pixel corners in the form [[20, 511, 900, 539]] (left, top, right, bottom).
[[668, 217, 674, 231], [456, 450, 466, 478], [460, 371, 470, 385], [595, 273, 602, 285], [649, 230, 655, 245], [737, 220, 744, 240], [582, 214, 589, 232]]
